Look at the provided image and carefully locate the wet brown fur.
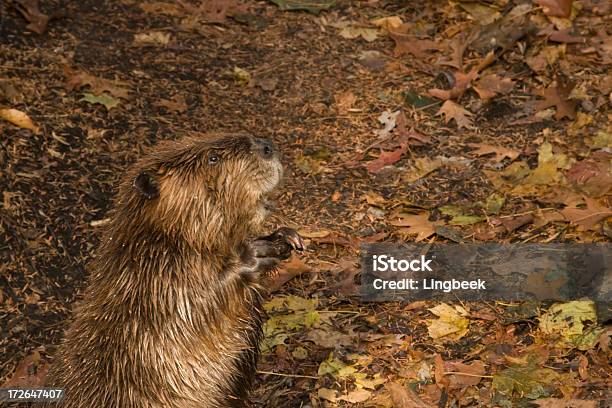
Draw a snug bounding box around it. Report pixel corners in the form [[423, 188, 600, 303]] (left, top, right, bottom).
[[42, 134, 283, 408]]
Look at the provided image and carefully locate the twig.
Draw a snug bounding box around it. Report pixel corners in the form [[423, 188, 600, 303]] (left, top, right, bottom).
[[257, 370, 318, 379]]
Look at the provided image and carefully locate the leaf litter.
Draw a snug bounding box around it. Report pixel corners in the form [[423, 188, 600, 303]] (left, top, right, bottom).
[[2, 0, 611, 406]]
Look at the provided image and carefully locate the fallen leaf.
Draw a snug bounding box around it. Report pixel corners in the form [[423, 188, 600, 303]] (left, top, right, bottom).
[[1, 351, 48, 388], [365, 144, 408, 173], [306, 328, 353, 348], [427, 303, 470, 340], [371, 16, 403, 31], [0, 108, 40, 133], [565, 152, 612, 197], [533, 0, 574, 17], [64, 68, 130, 99], [269, 0, 335, 14], [329, 259, 359, 295], [177, 0, 249, 23], [434, 354, 448, 388], [335, 91, 357, 113], [535, 81, 577, 120], [389, 212, 437, 241], [375, 110, 400, 138], [469, 143, 520, 163], [534, 398, 597, 408], [334, 22, 379, 42], [458, 1, 501, 25], [254, 76, 278, 91], [525, 45, 564, 73], [14, 0, 50, 34], [429, 69, 478, 100], [493, 364, 559, 399], [358, 50, 387, 71], [445, 360, 486, 388], [389, 30, 440, 59], [484, 193, 505, 215], [140, 2, 183, 16], [156, 95, 188, 113], [134, 31, 171, 46], [0, 79, 23, 104], [473, 74, 515, 100], [387, 382, 429, 408], [539, 301, 603, 350], [318, 388, 339, 402], [233, 67, 251, 86], [439, 205, 485, 225], [403, 157, 442, 183], [501, 214, 534, 232], [560, 197, 612, 231], [337, 389, 372, 403], [266, 255, 311, 291], [80, 93, 120, 110], [436, 100, 473, 129]]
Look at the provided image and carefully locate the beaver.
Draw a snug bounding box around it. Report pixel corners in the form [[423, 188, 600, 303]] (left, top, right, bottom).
[[41, 134, 303, 408]]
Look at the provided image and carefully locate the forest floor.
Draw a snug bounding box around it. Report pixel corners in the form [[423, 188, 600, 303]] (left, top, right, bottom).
[[0, 0, 611, 407]]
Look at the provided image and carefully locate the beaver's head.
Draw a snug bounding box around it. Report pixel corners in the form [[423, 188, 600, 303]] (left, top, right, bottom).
[[116, 134, 282, 251]]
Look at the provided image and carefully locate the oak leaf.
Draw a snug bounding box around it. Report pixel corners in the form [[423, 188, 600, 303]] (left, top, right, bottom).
[[473, 74, 515, 100], [389, 212, 437, 241], [469, 143, 520, 163], [535, 82, 577, 120], [560, 198, 612, 231], [365, 144, 408, 173], [436, 100, 473, 129]]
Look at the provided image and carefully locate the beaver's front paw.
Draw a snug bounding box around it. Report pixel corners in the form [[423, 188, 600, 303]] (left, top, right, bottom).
[[252, 227, 303, 260]]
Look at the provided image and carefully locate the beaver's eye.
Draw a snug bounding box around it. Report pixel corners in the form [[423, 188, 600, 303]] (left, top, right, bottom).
[[208, 153, 220, 165]]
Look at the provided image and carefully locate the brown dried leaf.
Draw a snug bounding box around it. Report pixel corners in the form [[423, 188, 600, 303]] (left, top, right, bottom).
[[387, 382, 429, 408], [445, 360, 486, 388], [266, 255, 311, 291], [14, 0, 50, 34], [389, 29, 440, 59], [560, 198, 612, 231], [473, 74, 515, 100], [177, 0, 248, 24], [534, 398, 597, 408], [335, 91, 357, 114], [429, 69, 478, 101], [156, 95, 188, 113], [365, 144, 408, 173], [566, 152, 612, 197], [469, 143, 520, 163], [533, 0, 574, 18], [1, 351, 48, 388], [0, 108, 40, 133], [64, 68, 130, 99], [436, 100, 473, 129], [389, 212, 436, 242], [140, 2, 183, 16], [534, 82, 577, 120]]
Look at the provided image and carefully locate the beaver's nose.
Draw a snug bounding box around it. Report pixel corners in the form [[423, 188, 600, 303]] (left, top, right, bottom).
[[254, 138, 277, 160]]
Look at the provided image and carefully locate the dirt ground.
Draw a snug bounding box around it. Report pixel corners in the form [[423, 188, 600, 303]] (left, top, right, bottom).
[[1, 0, 611, 407]]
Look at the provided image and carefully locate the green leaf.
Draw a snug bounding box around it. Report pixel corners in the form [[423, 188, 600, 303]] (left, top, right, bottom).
[[268, 0, 336, 14], [492, 365, 558, 399], [80, 92, 120, 110]]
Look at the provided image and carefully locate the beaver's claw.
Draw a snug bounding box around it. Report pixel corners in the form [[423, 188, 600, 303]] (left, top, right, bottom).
[[268, 227, 304, 252], [251, 227, 304, 260]]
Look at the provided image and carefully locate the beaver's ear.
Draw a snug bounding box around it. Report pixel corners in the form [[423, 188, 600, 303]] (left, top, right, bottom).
[[133, 171, 159, 200]]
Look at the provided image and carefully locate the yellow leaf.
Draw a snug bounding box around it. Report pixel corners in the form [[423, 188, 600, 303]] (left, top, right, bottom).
[[0, 108, 40, 133], [427, 303, 470, 340]]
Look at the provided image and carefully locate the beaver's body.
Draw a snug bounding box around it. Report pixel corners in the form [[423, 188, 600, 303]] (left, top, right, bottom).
[[42, 134, 301, 408]]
